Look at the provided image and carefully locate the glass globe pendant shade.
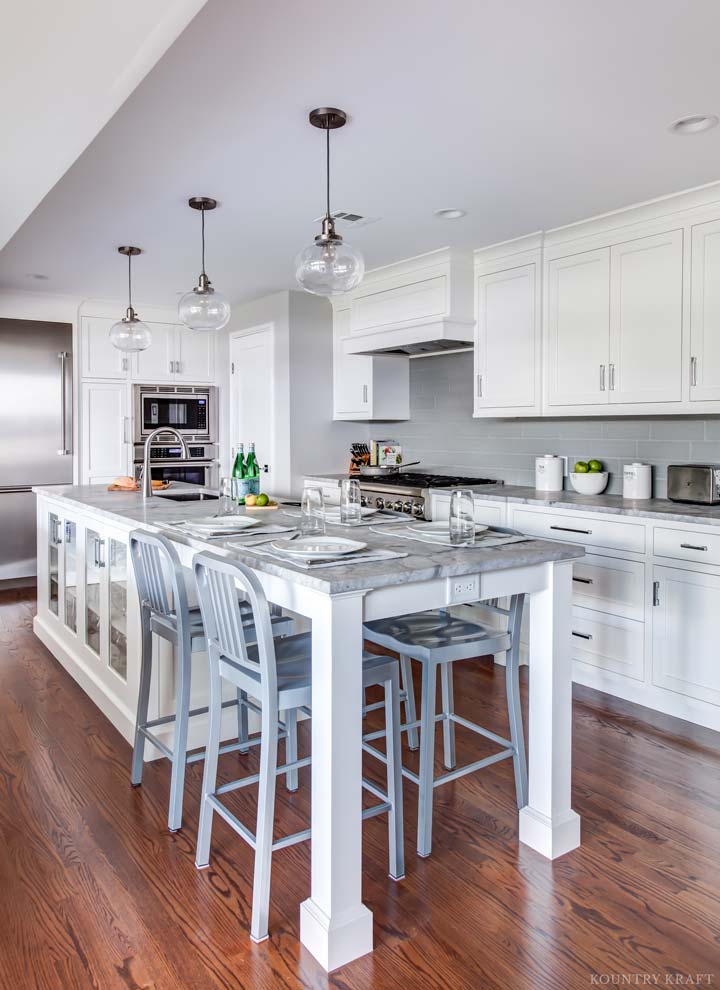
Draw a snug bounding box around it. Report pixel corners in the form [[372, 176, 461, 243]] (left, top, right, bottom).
[[295, 231, 365, 297], [108, 308, 152, 352], [178, 276, 231, 332]]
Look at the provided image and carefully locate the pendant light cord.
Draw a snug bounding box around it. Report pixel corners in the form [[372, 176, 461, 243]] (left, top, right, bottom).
[[326, 124, 331, 220], [201, 206, 207, 276], [127, 252, 132, 309]]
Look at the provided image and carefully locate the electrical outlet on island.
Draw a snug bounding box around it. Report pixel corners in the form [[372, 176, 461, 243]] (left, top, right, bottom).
[[447, 574, 480, 604]]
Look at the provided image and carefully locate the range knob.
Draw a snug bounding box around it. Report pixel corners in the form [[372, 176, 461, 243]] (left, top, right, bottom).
[[360, 495, 367, 507], [375, 497, 385, 509], [392, 500, 404, 512], [403, 501, 413, 513], [412, 502, 425, 518]]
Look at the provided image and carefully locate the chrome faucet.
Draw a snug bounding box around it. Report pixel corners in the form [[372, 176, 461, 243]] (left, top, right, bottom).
[[142, 428, 188, 498]]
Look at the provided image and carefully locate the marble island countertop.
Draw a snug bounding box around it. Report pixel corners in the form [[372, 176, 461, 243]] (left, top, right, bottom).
[[33, 483, 583, 594]]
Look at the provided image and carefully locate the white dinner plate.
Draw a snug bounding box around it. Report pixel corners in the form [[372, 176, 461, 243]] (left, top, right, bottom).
[[270, 536, 367, 558], [186, 515, 260, 530], [412, 521, 489, 539]]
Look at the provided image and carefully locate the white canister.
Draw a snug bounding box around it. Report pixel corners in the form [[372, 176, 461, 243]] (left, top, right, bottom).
[[623, 462, 652, 500], [535, 454, 564, 492]]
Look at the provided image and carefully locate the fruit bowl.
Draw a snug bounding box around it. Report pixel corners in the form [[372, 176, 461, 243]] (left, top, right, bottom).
[[570, 471, 609, 495]]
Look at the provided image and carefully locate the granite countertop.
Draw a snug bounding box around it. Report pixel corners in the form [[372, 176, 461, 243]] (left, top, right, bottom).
[[33, 483, 583, 594], [436, 484, 720, 527]]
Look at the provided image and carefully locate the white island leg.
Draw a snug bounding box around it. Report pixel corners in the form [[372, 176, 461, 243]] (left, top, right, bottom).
[[519, 558, 581, 859], [300, 590, 373, 971]]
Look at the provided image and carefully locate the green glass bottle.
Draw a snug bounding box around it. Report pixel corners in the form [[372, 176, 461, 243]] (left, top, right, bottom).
[[232, 443, 245, 504], [245, 442, 260, 496]]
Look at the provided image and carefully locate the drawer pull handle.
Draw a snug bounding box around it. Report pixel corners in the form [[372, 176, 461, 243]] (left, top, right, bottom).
[[679, 543, 708, 552], [550, 525, 592, 535], [572, 631, 593, 641], [573, 576, 593, 585]]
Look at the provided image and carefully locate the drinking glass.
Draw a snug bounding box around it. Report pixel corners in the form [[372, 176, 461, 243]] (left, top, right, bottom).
[[301, 486, 326, 536], [449, 489, 475, 545], [218, 477, 236, 516], [340, 478, 362, 525]]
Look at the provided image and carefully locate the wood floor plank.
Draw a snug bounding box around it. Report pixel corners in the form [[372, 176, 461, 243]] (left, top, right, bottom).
[[1, 588, 719, 990]]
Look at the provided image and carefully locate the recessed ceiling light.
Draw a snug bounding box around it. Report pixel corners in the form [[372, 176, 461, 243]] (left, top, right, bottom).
[[669, 114, 719, 135], [25, 272, 49, 280], [433, 208, 467, 219]]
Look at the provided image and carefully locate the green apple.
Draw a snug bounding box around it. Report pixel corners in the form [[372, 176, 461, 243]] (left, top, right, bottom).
[[574, 461, 589, 473], [588, 459, 603, 473]]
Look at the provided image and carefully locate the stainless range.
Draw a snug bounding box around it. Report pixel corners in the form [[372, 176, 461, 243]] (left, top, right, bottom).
[[357, 472, 502, 520]]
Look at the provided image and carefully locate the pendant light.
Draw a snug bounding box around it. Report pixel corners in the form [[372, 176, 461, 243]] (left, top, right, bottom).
[[178, 197, 231, 332], [109, 246, 152, 352], [295, 108, 364, 296]]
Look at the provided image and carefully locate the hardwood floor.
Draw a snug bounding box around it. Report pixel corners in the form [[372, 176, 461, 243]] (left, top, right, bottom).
[[1, 586, 719, 990]]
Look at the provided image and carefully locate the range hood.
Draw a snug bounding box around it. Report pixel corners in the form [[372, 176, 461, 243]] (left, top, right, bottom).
[[336, 247, 476, 358], [344, 317, 475, 356]]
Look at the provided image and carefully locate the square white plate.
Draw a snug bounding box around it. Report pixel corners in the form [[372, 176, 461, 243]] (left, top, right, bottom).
[[270, 536, 367, 558], [186, 515, 260, 530]]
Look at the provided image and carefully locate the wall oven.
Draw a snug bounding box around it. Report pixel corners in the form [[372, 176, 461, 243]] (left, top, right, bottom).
[[133, 442, 219, 490], [133, 384, 217, 442]]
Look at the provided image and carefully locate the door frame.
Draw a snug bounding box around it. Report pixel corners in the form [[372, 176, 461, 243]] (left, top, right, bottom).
[[228, 323, 276, 489]]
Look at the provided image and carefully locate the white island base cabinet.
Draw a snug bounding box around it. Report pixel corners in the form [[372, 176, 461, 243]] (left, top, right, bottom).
[[34, 495, 238, 758]]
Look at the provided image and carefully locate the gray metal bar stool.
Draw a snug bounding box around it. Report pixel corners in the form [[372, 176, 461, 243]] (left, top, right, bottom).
[[192, 551, 405, 943], [128, 530, 293, 832], [363, 529, 528, 859]]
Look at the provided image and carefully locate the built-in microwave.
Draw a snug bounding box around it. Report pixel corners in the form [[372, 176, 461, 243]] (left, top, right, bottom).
[[133, 384, 217, 442]]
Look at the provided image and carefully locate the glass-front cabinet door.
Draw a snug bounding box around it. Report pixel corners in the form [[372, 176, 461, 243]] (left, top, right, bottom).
[[85, 528, 103, 657], [63, 520, 77, 633], [108, 538, 128, 681], [48, 512, 61, 616]]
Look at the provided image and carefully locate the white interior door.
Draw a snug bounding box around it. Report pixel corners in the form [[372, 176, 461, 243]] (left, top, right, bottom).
[[546, 248, 610, 406], [229, 328, 274, 493], [609, 230, 683, 404]]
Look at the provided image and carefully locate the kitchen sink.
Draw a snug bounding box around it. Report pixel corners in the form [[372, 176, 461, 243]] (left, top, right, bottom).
[[155, 491, 219, 502]]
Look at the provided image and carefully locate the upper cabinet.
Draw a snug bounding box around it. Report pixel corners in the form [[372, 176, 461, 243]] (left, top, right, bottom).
[[80, 316, 216, 384], [690, 218, 720, 402], [332, 306, 410, 420], [473, 235, 542, 416]]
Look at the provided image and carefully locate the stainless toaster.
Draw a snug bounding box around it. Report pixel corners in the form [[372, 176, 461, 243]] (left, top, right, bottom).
[[667, 464, 720, 504]]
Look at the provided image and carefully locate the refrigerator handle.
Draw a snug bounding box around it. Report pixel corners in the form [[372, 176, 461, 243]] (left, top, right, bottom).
[[58, 351, 72, 456]]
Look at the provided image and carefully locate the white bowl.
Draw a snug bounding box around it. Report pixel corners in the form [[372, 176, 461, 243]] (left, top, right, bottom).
[[570, 471, 608, 495]]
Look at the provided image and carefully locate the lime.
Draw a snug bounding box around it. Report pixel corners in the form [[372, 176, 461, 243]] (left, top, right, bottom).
[[588, 459, 603, 473], [256, 493, 269, 507], [574, 461, 589, 473]]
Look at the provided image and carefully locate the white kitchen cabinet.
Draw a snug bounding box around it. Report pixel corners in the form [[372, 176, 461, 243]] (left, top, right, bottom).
[[332, 307, 409, 420], [652, 564, 720, 707], [175, 324, 216, 382], [81, 317, 131, 380], [430, 493, 506, 529], [609, 230, 683, 404], [134, 322, 176, 382], [571, 552, 645, 621], [80, 381, 131, 484], [546, 248, 610, 407], [474, 263, 540, 415], [690, 218, 720, 401], [571, 607, 645, 682]]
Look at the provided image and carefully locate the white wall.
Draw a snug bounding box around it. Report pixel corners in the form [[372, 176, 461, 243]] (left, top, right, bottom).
[[221, 290, 360, 495]]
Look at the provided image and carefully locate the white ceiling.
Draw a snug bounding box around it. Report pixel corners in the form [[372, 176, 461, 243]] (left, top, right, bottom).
[[0, 0, 207, 251], [3, 0, 720, 307]]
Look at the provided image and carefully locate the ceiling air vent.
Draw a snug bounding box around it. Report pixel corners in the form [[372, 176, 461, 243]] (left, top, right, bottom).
[[312, 211, 380, 229]]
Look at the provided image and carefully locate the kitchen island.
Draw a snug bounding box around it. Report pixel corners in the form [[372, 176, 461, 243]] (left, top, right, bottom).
[[33, 482, 584, 971]]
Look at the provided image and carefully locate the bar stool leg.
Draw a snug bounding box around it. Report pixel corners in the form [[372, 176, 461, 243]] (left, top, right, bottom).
[[417, 660, 438, 858], [283, 708, 298, 792], [400, 655, 419, 750], [168, 637, 191, 832], [384, 667, 405, 880], [131, 615, 153, 787], [440, 662, 457, 770], [505, 613, 528, 809], [251, 707, 279, 943], [237, 689, 250, 753], [195, 655, 223, 868]]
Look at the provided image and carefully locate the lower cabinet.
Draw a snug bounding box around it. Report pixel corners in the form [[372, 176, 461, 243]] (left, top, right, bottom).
[[651, 564, 720, 707], [80, 380, 132, 484], [571, 606, 644, 681]]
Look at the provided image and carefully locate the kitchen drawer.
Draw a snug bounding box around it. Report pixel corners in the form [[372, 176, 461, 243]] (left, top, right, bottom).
[[572, 553, 645, 621], [571, 606, 644, 681], [653, 526, 720, 568], [430, 494, 504, 528], [510, 507, 645, 554]]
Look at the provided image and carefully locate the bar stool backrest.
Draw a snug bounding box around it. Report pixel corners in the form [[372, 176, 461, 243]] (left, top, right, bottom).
[[193, 552, 279, 703], [129, 529, 190, 628]]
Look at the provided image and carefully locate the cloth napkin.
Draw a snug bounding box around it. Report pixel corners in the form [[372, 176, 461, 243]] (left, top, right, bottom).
[[236, 544, 408, 569], [371, 526, 533, 550]]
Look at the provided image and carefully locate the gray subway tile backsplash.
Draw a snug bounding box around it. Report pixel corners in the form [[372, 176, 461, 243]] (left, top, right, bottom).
[[371, 352, 720, 499]]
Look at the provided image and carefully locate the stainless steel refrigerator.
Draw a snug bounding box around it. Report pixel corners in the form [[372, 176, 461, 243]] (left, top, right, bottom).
[[0, 318, 73, 582]]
